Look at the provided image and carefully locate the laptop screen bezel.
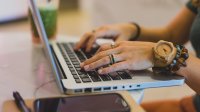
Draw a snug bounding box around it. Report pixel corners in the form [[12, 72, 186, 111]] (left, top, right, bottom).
[[28, 0, 64, 93]]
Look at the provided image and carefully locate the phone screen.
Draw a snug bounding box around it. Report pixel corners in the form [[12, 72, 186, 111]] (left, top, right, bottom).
[[34, 93, 130, 112]]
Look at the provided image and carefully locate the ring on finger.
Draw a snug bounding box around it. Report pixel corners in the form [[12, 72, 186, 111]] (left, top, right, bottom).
[[109, 54, 115, 65], [111, 42, 115, 49]]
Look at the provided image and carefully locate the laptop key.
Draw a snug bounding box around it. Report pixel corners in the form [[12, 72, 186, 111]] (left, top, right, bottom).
[[72, 62, 80, 65], [109, 72, 121, 80], [82, 78, 91, 83], [71, 59, 78, 62], [79, 75, 89, 79], [117, 71, 132, 79], [68, 65, 73, 68], [73, 75, 79, 79], [76, 67, 81, 71], [77, 70, 87, 75], [88, 71, 102, 82], [71, 71, 77, 75], [90, 76, 101, 82], [69, 68, 75, 71], [70, 69, 76, 72], [74, 65, 80, 68], [66, 62, 71, 65], [75, 79, 81, 83], [64, 57, 69, 61], [100, 75, 111, 81]]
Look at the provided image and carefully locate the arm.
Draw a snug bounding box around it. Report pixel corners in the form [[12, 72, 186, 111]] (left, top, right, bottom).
[[75, 5, 196, 52], [176, 55, 200, 94], [137, 6, 196, 44]]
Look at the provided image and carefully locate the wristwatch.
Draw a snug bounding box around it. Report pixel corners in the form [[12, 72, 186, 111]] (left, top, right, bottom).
[[153, 40, 177, 67]]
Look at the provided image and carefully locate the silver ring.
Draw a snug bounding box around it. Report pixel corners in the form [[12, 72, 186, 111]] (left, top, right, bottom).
[[111, 42, 115, 49], [109, 54, 115, 65]]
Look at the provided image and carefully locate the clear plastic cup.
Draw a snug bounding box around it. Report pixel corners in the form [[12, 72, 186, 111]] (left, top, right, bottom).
[[29, 0, 59, 44]]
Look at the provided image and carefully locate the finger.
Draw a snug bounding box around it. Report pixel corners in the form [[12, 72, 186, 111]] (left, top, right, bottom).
[[74, 32, 92, 50], [95, 43, 115, 54], [115, 36, 126, 42], [86, 34, 97, 52], [84, 54, 125, 71], [85, 29, 109, 52], [81, 47, 121, 66], [83, 56, 110, 71], [97, 61, 129, 74]]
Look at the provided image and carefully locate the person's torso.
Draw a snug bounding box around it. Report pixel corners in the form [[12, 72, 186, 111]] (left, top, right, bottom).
[[190, 8, 200, 58]]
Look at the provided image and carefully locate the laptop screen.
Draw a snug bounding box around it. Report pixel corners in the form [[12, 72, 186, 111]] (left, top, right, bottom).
[[28, 0, 64, 92]]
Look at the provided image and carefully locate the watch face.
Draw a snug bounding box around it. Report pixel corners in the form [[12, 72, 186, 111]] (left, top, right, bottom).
[[157, 43, 172, 56]]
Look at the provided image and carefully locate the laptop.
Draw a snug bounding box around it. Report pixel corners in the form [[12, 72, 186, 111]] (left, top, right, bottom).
[[28, 0, 184, 94]]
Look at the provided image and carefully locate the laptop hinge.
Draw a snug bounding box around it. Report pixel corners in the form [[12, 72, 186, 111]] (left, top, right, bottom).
[[50, 45, 67, 92]]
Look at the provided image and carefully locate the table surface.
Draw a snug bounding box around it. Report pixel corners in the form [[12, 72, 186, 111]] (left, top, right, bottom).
[[0, 31, 144, 111]]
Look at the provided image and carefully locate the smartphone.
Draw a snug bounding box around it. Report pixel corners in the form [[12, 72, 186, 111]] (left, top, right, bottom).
[[34, 93, 130, 112]]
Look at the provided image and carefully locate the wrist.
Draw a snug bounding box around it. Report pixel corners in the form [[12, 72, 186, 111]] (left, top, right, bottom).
[[129, 22, 141, 41], [152, 41, 189, 74], [175, 55, 192, 78], [153, 40, 177, 67]]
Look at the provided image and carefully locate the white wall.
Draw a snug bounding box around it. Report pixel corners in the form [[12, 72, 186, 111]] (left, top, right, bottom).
[[79, 0, 187, 27], [0, 0, 28, 22]]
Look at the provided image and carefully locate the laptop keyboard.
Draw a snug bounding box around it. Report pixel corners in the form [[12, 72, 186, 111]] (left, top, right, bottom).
[[57, 42, 132, 83]]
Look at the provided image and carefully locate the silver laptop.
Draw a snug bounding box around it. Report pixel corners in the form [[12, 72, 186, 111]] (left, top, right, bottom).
[[28, 0, 184, 94]]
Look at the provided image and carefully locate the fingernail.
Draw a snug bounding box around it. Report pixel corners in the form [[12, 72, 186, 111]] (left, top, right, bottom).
[[84, 65, 89, 70], [98, 69, 102, 74]]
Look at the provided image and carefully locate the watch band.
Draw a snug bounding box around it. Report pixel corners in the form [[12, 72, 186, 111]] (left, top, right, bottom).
[[152, 44, 189, 74]]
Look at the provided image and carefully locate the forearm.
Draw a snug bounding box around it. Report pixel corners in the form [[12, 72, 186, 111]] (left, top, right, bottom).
[[137, 26, 170, 42], [176, 55, 200, 94], [137, 6, 196, 44]]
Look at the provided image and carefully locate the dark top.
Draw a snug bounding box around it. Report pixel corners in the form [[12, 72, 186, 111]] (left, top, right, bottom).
[[186, 1, 200, 112]]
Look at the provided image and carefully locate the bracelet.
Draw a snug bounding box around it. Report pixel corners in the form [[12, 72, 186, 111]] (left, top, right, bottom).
[[129, 22, 141, 41], [152, 45, 189, 74]]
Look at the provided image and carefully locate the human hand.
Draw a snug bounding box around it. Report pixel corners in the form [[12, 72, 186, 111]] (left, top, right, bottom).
[[80, 41, 156, 74], [74, 23, 138, 52]]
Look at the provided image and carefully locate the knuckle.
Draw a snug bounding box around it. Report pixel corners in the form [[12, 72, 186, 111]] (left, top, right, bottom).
[[102, 57, 108, 63], [99, 46, 105, 51], [97, 52, 105, 58], [112, 65, 118, 69], [89, 64, 94, 69]]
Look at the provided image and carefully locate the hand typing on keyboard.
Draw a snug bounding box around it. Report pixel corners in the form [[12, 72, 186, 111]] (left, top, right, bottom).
[[80, 41, 155, 75], [59, 42, 132, 83], [74, 23, 136, 52]]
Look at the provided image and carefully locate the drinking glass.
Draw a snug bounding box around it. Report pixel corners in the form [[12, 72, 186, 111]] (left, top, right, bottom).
[[29, 0, 59, 44]]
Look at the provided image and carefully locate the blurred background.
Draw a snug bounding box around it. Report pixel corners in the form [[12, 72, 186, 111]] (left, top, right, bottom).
[[0, 0, 195, 103]]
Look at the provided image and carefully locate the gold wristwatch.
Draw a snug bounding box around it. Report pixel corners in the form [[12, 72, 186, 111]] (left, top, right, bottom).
[[153, 40, 177, 67]]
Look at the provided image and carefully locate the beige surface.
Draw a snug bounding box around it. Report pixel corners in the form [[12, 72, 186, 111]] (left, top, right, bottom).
[[3, 91, 145, 112]]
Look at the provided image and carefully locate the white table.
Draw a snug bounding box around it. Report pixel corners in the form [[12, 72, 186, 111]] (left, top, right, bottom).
[[0, 32, 144, 111]]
